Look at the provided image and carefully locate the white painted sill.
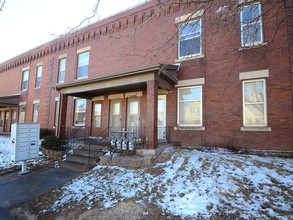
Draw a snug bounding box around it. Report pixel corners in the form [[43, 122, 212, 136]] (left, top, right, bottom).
[[75, 76, 88, 81], [241, 127, 271, 132], [175, 54, 204, 62], [239, 42, 268, 51], [174, 126, 205, 131]]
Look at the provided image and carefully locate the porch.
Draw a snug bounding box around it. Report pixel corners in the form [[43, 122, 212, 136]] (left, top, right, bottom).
[[55, 64, 178, 150], [0, 94, 20, 133]]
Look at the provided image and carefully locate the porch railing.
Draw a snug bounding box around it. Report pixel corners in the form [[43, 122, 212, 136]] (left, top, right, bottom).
[[60, 126, 90, 149]]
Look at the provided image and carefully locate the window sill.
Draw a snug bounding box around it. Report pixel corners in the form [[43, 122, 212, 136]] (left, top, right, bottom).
[[175, 54, 204, 62], [239, 42, 268, 51], [35, 87, 40, 90], [20, 90, 27, 93], [174, 126, 205, 131], [241, 127, 271, 132], [56, 82, 65, 85], [75, 77, 88, 81]]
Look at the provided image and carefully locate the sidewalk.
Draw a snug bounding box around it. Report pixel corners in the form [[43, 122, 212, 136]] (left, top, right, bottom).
[[0, 168, 82, 219]]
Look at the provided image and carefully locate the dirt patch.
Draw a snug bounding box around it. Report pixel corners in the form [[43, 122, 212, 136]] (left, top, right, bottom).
[[10, 199, 169, 220]]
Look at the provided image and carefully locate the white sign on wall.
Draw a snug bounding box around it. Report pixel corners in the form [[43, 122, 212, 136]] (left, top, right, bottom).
[[11, 123, 40, 162]]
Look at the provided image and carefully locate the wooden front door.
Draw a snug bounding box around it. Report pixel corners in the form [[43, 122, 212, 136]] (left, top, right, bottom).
[[91, 102, 102, 136], [4, 111, 10, 132], [110, 99, 121, 129]]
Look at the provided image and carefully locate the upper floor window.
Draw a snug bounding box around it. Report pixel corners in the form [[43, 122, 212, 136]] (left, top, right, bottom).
[[178, 86, 202, 126], [77, 51, 89, 79], [243, 79, 267, 127], [58, 58, 66, 83], [240, 2, 263, 47], [21, 70, 29, 91], [35, 65, 42, 88], [178, 19, 202, 58]]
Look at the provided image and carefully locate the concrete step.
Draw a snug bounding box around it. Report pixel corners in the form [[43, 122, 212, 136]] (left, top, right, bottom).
[[66, 154, 99, 165], [73, 149, 104, 157], [59, 161, 93, 172]]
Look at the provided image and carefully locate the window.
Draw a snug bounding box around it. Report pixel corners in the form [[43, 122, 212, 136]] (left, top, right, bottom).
[[240, 2, 263, 47], [54, 101, 59, 127], [58, 58, 66, 83], [178, 19, 201, 58], [35, 65, 42, 88], [74, 99, 86, 126], [21, 70, 29, 91], [178, 86, 202, 126], [32, 104, 39, 123], [243, 79, 267, 126], [77, 51, 89, 79], [19, 106, 26, 123]]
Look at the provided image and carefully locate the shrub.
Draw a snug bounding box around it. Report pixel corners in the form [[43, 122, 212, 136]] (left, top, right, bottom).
[[41, 136, 64, 150], [40, 128, 49, 139]]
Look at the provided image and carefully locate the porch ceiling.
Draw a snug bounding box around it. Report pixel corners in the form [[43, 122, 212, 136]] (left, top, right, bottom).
[[54, 64, 178, 99], [0, 94, 20, 107]]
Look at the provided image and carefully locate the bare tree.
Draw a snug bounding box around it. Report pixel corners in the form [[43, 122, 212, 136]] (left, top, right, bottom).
[[51, 0, 101, 37], [0, 0, 6, 12]]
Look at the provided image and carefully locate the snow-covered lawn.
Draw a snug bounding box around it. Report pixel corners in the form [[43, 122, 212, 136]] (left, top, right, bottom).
[[52, 148, 293, 219], [0, 135, 15, 169], [0, 135, 49, 171]]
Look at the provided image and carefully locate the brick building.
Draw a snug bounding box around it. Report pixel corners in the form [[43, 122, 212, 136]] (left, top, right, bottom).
[[0, 0, 292, 151]]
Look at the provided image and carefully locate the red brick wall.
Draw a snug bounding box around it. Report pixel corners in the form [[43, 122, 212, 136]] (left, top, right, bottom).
[[0, 0, 292, 150]]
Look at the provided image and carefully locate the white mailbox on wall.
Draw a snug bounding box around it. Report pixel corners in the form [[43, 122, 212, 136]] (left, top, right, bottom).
[[11, 123, 40, 162]]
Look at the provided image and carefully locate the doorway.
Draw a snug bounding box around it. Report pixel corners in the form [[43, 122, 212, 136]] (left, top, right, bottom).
[[91, 102, 102, 136], [4, 111, 10, 132], [158, 95, 166, 141], [110, 99, 122, 129]]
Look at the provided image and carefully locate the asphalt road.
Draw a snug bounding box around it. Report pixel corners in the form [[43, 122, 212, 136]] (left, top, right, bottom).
[[0, 168, 82, 219]]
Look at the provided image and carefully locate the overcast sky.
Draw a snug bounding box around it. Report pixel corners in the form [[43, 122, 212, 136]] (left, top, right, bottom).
[[0, 0, 147, 63]]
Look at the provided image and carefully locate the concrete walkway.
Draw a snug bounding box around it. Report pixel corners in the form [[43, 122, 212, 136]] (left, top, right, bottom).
[[0, 168, 82, 219]]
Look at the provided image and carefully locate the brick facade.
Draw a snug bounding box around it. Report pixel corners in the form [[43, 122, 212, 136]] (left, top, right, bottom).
[[0, 0, 292, 151]]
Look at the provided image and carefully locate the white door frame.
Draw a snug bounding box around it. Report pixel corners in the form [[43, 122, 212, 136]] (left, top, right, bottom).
[[158, 95, 166, 141]]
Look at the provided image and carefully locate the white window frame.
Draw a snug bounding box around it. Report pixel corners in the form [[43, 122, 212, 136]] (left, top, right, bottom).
[[177, 86, 203, 127], [242, 79, 267, 127], [77, 51, 89, 79], [21, 70, 29, 91], [35, 65, 42, 88], [240, 2, 263, 47], [19, 105, 26, 123], [58, 58, 66, 83], [54, 100, 60, 127], [74, 99, 86, 126], [32, 103, 39, 123], [178, 19, 202, 59]]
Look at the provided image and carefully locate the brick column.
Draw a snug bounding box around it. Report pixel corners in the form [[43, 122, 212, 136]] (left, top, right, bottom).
[[57, 94, 68, 137], [146, 80, 158, 149]]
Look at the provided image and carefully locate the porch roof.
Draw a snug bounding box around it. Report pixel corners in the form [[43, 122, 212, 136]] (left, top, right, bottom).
[[0, 94, 20, 107], [54, 64, 178, 99]]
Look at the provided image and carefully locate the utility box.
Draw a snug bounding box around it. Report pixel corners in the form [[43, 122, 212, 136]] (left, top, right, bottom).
[[11, 123, 40, 162]]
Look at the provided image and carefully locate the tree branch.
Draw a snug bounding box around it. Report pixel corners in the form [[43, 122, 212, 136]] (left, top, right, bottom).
[[0, 0, 6, 12], [51, 0, 100, 37]]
